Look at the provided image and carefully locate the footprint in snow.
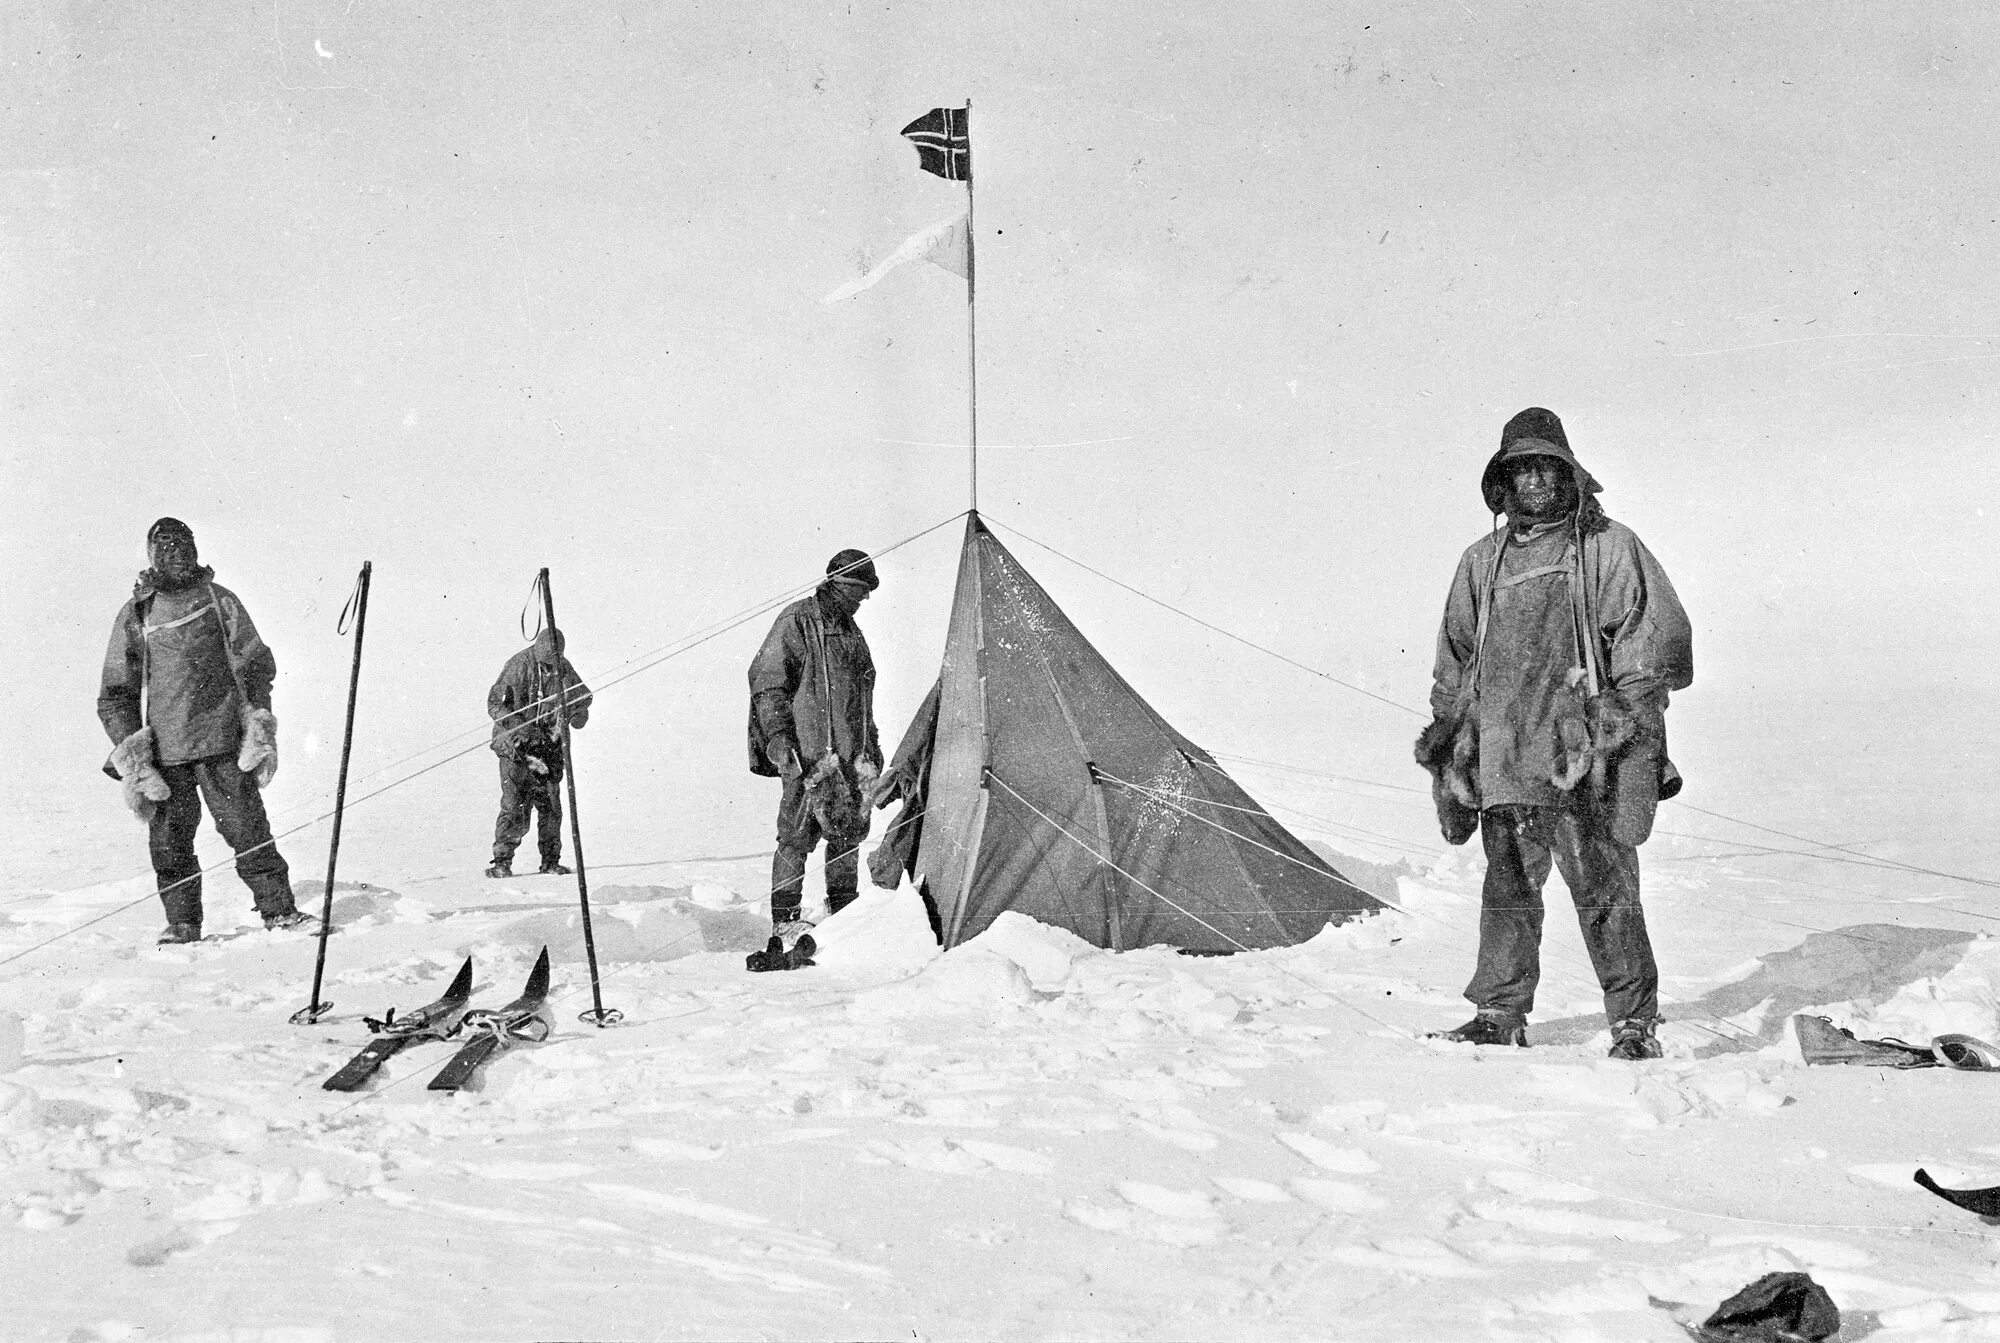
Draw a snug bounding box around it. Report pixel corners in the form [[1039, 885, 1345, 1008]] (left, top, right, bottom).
[[1327, 1237, 1489, 1278], [1485, 1167, 1600, 1202], [1116, 1180, 1219, 1220], [1467, 1199, 1680, 1243], [1289, 1178, 1387, 1212], [1278, 1131, 1380, 1174], [1213, 1176, 1291, 1203]]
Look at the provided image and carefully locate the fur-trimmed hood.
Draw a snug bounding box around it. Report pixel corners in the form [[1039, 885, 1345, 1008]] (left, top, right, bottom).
[[1478, 408, 1604, 516], [132, 563, 216, 600]]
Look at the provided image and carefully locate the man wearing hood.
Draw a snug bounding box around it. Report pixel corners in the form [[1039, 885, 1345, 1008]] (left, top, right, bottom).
[[746, 549, 883, 948], [486, 626, 593, 879], [1417, 409, 1693, 1060], [98, 518, 314, 944]]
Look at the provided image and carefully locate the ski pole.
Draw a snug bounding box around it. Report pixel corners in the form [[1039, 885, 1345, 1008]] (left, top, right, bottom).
[[292, 561, 371, 1026], [537, 567, 621, 1027]]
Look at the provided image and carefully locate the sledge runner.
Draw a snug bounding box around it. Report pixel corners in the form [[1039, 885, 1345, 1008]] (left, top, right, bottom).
[[1416, 409, 1693, 1060], [97, 518, 314, 944], [485, 627, 592, 878], [747, 549, 883, 949]]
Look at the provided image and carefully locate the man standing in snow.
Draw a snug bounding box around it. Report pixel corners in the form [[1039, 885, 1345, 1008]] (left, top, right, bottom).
[[1417, 409, 1693, 1060], [486, 627, 592, 879], [98, 517, 314, 944], [747, 549, 883, 948]]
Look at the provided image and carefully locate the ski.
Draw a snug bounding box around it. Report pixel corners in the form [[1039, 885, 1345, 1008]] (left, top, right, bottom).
[[321, 957, 476, 1092], [427, 947, 552, 1093], [1915, 1168, 2000, 1219]]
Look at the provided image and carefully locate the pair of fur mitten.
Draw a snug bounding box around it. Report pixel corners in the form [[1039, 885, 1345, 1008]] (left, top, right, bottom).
[[1550, 682, 1645, 795], [804, 751, 867, 838]]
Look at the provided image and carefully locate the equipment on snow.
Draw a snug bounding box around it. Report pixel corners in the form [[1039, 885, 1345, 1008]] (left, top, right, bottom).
[[1932, 1033, 2000, 1070], [748, 918, 816, 972], [426, 948, 552, 1092], [869, 514, 1384, 954], [1914, 1168, 2000, 1219], [1791, 1014, 1938, 1068], [532, 569, 621, 1028], [266, 910, 319, 932], [294, 562, 371, 1026], [1693, 1270, 1839, 1342], [321, 957, 475, 1091]]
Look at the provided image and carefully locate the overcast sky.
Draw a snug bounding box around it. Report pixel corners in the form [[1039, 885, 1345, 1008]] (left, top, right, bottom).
[[5, 2, 1997, 892]]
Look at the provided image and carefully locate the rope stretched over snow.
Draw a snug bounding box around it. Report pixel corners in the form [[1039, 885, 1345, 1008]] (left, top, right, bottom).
[[0, 514, 972, 969], [990, 517, 2000, 895], [1096, 764, 1759, 1049]]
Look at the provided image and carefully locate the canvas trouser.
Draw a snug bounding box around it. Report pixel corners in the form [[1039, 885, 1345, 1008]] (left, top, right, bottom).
[[771, 770, 867, 924], [150, 755, 297, 926], [493, 754, 565, 867], [1465, 804, 1658, 1025]]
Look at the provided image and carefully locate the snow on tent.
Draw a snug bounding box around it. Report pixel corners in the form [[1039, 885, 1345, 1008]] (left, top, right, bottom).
[[869, 513, 1387, 952]]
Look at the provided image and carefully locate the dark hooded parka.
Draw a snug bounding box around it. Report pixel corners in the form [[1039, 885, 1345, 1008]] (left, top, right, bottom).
[[747, 550, 883, 927], [1428, 410, 1693, 845], [488, 627, 593, 765], [1422, 409, 1693, 1039]]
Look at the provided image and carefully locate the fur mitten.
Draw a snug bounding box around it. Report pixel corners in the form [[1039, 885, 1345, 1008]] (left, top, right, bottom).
[[1414, 711, 1479, 846], [1550, 677, 1645, 796], [238, 705, 279, 787], [853, 755, 882, 805], [805, 751, 867, 838], [111, 727, 171, 823]]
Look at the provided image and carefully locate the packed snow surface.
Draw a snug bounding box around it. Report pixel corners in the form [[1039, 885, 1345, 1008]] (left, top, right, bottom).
[[6, 836, 2000, 1342]]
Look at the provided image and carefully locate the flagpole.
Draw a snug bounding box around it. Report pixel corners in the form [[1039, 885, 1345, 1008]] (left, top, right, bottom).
[[964, 100, 978, 515]]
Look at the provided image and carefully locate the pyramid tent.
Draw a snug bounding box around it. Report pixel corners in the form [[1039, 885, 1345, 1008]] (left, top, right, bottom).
[[870, 514, 1386, 952]]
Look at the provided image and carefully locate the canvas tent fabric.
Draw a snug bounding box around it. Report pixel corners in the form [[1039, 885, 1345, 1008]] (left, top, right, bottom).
[[871, 514, 1386, 953]]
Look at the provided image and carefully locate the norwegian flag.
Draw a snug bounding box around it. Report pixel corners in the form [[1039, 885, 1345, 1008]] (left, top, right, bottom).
[[901, 106, 971, 182]]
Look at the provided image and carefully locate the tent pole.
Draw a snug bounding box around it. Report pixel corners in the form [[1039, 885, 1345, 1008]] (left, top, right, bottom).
[[964, 100, 977, 514]]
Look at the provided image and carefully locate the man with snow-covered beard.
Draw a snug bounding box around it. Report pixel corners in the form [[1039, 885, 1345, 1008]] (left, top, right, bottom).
[[98, 517, 314, 944], [746, 549, 883, 958], [1416, 409, 1693, 1061], [485, 627, 593, 879]]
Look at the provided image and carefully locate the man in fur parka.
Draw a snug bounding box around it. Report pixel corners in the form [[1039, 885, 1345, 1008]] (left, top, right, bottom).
[[97, 517, 312, 944], [485, 626, 593, 879], [746, 549, 883, 944], [1416, 409, 1693, 1060]]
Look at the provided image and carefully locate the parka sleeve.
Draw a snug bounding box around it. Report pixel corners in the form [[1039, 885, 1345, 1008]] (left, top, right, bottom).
[[1594, 530, 1693, 706], [487, 661, 521, 757], [97, 602, 145, 744], [562, 661, 594, 730], [1428, 546, 1484, 718], [218, 590, 277, 710], [747, 610, 804, 760]]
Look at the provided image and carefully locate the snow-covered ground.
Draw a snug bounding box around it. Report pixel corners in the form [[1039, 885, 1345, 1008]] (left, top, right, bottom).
[[6, 801, 2000, 1343]]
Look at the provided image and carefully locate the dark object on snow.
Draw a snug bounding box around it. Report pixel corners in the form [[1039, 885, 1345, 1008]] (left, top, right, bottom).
[[746, 933, 817, 973], [1932, 1033, 2000, 1070], [427, 948, 554, 1092], [1695, 1271, 1839, 1342], [1915, 1168, 2000, 1219], [1792, 1014, 1937, 1068], [322, 958, 476, 1092]]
